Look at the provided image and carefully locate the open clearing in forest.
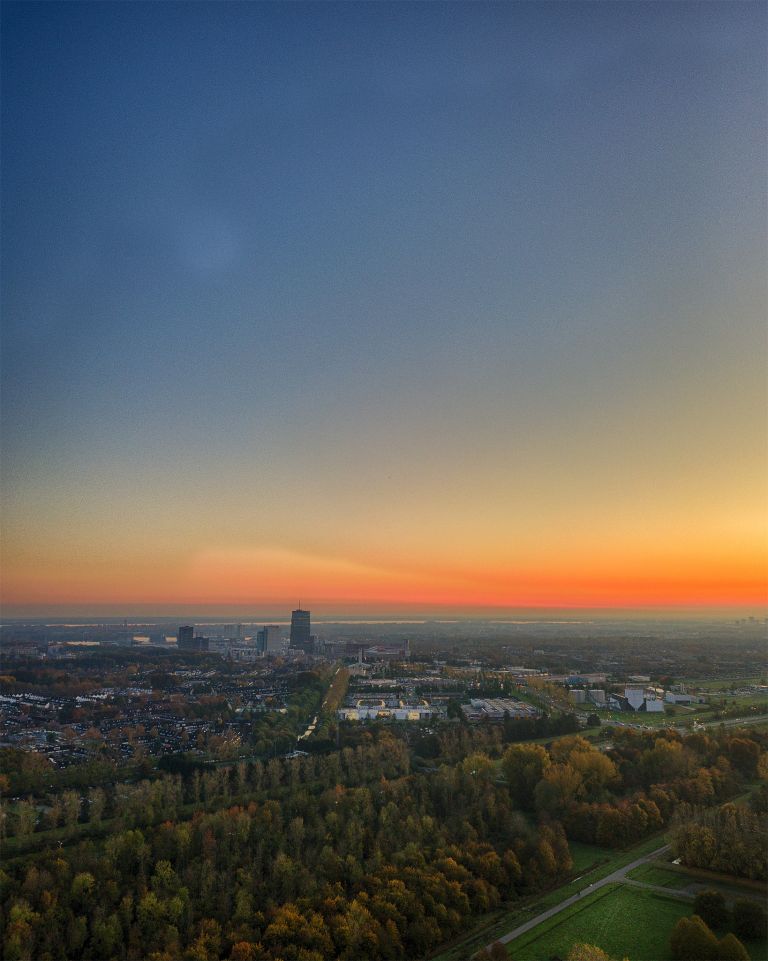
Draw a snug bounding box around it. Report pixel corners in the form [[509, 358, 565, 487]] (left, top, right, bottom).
[[505, 884, 688, 960], [568, 841, 616, 874], [431, 835, 667, 961], [504, 883, 768, 961]]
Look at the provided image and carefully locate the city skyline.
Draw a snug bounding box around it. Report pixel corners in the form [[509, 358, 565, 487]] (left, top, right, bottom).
[[2, 2, 766, 617]]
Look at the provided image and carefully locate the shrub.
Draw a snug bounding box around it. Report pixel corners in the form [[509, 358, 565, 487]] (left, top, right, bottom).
[[693, 889, 729, 930], [731, 898, 767, 940], [566, 945, 612, 961]]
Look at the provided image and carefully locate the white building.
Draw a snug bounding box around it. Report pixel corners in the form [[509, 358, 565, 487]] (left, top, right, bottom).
[[625, 687, 646, 710], [622, 686, 665, 712], [462, 698, 540, 721], [643, 691, 665, 712], [665, 691, 693, 704], [338, 701, 435, 722]]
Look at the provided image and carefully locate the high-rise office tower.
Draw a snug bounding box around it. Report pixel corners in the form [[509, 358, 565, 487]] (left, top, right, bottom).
[[290, 609, 311, 652], [257, 625, 283, 655], [178, 625, 209, 652]]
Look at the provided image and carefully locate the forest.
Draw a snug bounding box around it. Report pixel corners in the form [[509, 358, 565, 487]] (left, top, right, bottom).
[[1, 688, 766, 961]]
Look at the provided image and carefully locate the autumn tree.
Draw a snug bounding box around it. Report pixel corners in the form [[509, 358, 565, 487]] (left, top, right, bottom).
[[534, 762, 583, 817], [570, 750, 619, 799], [229, 942, 257, 961], [13, 799, 36, 837], [61, 790, 81, 831], [670, 803, 767, 880], [717, 933, 750, 961], [501, 743, 550, 810], [87, 786, 106, 823], [669, 914, 719, 961], [567, 945, 629, 961]]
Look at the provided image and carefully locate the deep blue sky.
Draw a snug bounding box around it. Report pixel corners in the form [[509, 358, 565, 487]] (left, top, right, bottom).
[[2, 2, 766, 612]]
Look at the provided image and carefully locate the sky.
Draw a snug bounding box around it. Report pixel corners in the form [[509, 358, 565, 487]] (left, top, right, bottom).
[[2, 2, 766, 617]]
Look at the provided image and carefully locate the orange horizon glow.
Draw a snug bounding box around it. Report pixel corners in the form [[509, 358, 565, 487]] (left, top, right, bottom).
[[3, 541, 766, 615]]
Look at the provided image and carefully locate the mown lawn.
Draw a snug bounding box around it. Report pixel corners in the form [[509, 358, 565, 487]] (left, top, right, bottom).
[[626, 863, 694, 889], [568, 840, 616, 874], [719, 694, 768, 708], [687, 676, 767, 692], [506, 884, 693, 960], [594, 711, 687, 727], [505, 884, 768, 961]]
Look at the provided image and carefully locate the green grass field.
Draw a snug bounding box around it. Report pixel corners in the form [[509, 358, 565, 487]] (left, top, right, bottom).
[[715, 693, 768, 708], [506, 884, 689, 960], [626, 862, 693, 889], [509, 884, 690, 961], [686, 676, 767, 692], [595, 711, 685, 727], [505, 883, 768, 961], [568, 841, 617, 874]]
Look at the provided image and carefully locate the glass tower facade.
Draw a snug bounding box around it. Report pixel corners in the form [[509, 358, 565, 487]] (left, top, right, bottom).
[[290, 609, 311, 652]]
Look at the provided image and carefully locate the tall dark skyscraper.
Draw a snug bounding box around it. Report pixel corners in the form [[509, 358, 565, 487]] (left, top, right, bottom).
[[290, 608, 311, 652], [178, 624, 209, 652]]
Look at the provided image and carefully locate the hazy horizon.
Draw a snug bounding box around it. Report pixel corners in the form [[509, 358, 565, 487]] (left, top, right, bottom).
[[3, 601, 766, 624]]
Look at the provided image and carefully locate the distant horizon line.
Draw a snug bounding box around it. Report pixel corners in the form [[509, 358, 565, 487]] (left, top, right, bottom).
[[2, 602, 766, 622]]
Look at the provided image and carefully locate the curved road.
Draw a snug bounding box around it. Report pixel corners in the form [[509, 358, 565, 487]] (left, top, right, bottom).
[[486, 843, 671, 951]]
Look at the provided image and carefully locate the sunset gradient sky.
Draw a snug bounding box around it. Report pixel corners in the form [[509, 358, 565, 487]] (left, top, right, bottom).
[[2, 2, 766, 616]]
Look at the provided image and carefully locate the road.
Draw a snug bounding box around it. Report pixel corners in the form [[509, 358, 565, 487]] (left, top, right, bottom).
[[485, 843, 671, 951], [298, 665, 344, 742], [297, 715, 318, 742], [703, 714, 768, 729]]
